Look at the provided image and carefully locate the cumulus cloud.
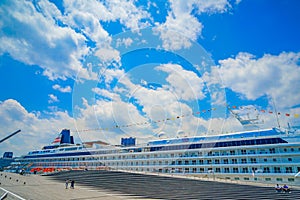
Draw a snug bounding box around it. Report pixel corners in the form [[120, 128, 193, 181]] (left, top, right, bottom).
[[95, 46, 121, 64], [0, 0, 152, 82], [53, 84, 72, 93], [0, 99, 74, 156], [0, 0, 92, 81], [218, 52, 300, 108], [155, 64, 206, 101], [48, 94, 59, 103], [154, 0, 230, 50]]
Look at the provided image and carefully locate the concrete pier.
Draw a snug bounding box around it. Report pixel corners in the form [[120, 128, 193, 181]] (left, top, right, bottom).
[[1, 171, 299, 199]]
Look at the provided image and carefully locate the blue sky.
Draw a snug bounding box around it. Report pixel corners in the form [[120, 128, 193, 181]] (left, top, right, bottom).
[[0, 0, 300, 156]]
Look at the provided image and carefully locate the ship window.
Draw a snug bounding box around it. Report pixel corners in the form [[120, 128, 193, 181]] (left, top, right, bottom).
[[244, 177, 249, 180], [291, 148, 294, 152], [224, 168, 229, 173], [273, 158, 277, 162], [242, 168, 248, 173], [284, 148, 287, 152], [274, 167, 281, 173], [215, 159, 220, 164], [288, 178, 295, 182], [234, 177, 239, 180], [241, 149, 246, 154], [276, 178, 283, 181], [265, 178, 271, 181], [264, 158, 267, 162], [232, 159, 237, 164], [233, 168, 238, 173], [241, 159, 247, 164], [264, 167, 270, 173], [288, 158, 292, 161], [286, 167, 293, 173], [269, 148, 275, 153], [215, 168, 220, 172], [223, 159, 228, 164]]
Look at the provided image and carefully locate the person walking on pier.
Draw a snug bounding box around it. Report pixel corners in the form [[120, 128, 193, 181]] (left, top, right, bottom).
[[65, 179, 69, 189], [70, 180, 75, 189]]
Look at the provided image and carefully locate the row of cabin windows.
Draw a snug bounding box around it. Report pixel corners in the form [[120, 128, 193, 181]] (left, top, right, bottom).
[[103, 147, 298, 160], [102, 157, 294, 165], [24, 154, 295, 165], [108, 160, 300, 172], [115, 166, 300, 174]]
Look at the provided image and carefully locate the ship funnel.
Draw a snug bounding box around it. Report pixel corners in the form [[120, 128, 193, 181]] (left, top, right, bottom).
[[60, 129, 72, 144]]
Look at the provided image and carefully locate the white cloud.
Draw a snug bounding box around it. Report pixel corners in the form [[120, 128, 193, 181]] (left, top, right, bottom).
[[104, 0, 152, 31], [63, 0, 111, 43], [155, 64, 206, 101], [92, 88, 121, 101], [95, 46, 121, 64], [218, 52, 300, 108], [48, 94, 59, 103], [0, 99, 74, 156], [191, 0, 230, 14], [53, 84, 72, 93], [154, 12, 203, 50], [63, 0, 151, 40], [0, 0, 152, 82], [0, 0, 91, 81], [154, 0, 230, 50], [116, 37, 134, 48]]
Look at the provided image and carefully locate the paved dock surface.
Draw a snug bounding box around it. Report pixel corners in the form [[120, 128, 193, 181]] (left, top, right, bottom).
[[1, 170, 299, 199]]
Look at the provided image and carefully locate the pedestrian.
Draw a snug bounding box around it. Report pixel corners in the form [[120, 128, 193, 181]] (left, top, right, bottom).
[[65, 179, 69, 189], [275, 184, 282, 192], [70, 180, 75, 189]]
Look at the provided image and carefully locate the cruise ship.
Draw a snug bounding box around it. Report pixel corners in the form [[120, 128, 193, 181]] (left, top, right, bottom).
[[8, 113, 300, 186]]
